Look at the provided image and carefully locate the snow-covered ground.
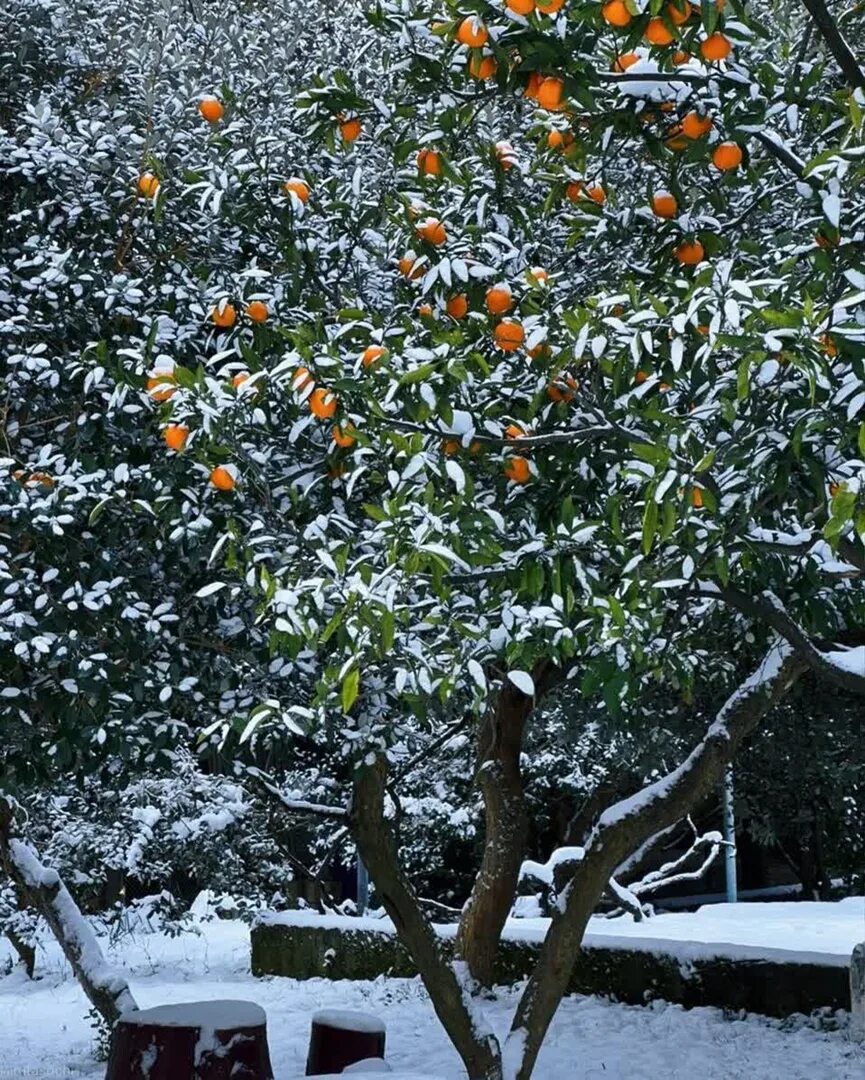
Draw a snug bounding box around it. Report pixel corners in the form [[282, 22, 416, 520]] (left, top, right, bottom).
[[1, 912, 863, 1079]]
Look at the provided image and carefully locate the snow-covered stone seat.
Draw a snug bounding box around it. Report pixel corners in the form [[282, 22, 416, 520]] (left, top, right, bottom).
[[305, 1008, 386, 1076], [105, 1000, 273, 1080]]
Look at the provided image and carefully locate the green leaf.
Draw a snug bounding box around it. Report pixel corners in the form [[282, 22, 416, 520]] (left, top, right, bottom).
[[642, 498, 658, 555], [381, 609, 395, 654], [858, 423, 865, 457], [399, 363, 437, 386], [341, 667, 360, 714]]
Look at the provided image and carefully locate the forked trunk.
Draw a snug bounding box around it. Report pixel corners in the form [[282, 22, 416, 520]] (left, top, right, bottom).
[[350, 760, 503, 1080], [456, 662, 560, 987]]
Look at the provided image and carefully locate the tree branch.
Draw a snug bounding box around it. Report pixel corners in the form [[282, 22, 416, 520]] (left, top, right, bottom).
[[0, 797, 137, 1025], [696, 583, 865, 694], [243, 766, 348, 820], [800, 0, 865, 89], [505, 644, 806, 1080], [350, 759, 502, 1078]]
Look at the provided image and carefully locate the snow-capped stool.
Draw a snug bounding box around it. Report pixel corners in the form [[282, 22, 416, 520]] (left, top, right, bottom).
[[105, 1000, 274, 1080], [305, 1009, 386, 1076]]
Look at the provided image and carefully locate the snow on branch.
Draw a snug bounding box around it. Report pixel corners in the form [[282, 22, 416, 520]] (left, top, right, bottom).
[[0, 797, 137, 1025], [696, 583, 865, 695], [518, 847, 585, 889], [243, 767, 347, 819]]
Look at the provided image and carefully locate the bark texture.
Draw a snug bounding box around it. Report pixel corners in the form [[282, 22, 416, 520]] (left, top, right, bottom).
[[350, 760, 503, 1079], [456, 661, 560, 987]]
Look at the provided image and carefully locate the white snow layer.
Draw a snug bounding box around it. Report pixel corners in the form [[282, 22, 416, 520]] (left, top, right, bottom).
[[1, 911, 863, 1078]]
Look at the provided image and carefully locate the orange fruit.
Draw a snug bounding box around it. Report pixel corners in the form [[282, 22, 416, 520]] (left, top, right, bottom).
[[495, 141, 516, 170], [418, 303, 434, 317], [529, 267, 550, 286], [821, 334, 838, 357], [210, 466, 235, 491], [362, 345, 387, 368], [672, 49, 690, 65], [309, 387, 337, 419], [546, 372, 578, 402], [446, 294, 469, 319], [504, 456, 531, 483], [651, 191, 678, 218], [529, 343, 552, 360], [146, 373, 176, 402], [245, 300, 268, 324], [681, 111, 712, 139], [537, 77, 565, 111], [417, 148, 442, 176], [536, 0, 565, 12], [163, 425, 189, 451], [211, 303, 237, 328], [486, 283, 513, 315], [507, 0, 535, 12], [829, 481, 841, 498], [332, 424, 356, 448], [601, 0, 632, 26], [340, 117, 362, 142], [442, 438, 461, 455], [456, 16, 488, 47], [398, 253, 424, 280], [585, 183, 605, 205], [612, 53, 640, 72], [524, 72, 544, 100], [505, 424, 527, 440], [494, 320, 525, 352], [13, 470, 54, 488], [232, 372, 250, 388], [691, 487, 704, 508], [137, 173, 160, 198], [645, 17, 675, 46], [293, 368, 314, 394], [634, 370, 649, 384], [712, 142, 743, 171], [284, 177, 310, 203], [700, 33, 732, 61], [674, 239, 705, 265], [547, 129, 576, 150], [468, 54, 497, 80], [199, 97, 224, 123], [565, 180, 583, 202], [417, 218, 447, 246], [665, 125, 689, 151], [667, 1, 692, 24]]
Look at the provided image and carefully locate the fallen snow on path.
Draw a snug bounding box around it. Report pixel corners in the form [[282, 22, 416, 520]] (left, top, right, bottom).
[[1, 916, 863, 1079]]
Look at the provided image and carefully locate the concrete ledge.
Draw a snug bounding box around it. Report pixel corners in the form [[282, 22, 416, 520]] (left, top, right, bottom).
[[251, 915, 851, 1019]]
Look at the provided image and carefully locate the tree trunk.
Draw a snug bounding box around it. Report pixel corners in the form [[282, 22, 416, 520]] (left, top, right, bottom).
[[350, 760, 503, 1080], [456, 661, 559, 987], [5, 924, 36, 977], [0, 797, 137, 1025], [505, 645, 806, 1080]]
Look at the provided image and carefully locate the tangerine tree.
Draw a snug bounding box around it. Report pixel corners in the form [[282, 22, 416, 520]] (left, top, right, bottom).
[[5, 0, 865, 1077]]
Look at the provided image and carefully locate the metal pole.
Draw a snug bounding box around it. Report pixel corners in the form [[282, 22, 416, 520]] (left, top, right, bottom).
[[356, 855, 369, 915], [722, 766, 738, 903]]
